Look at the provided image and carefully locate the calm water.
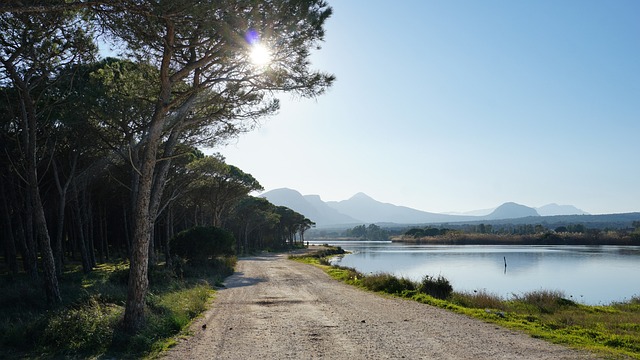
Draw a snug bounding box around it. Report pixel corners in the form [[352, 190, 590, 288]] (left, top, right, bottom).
[[309, 241, 640, 305]]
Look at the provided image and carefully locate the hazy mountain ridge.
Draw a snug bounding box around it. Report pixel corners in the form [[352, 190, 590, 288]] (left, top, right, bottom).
[[485, 202, 540, 220], [259, 188, 359, 226], [260, 188, 592, 227], [446, 203, 588, 217]]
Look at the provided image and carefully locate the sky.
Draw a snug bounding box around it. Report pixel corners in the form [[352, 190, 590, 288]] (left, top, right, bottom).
[[211, 0, 640, 215]]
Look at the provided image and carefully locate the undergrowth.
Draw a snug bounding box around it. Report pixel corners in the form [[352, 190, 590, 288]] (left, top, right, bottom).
[[294, 248, 640, 360], [0, 256, 236, 359]]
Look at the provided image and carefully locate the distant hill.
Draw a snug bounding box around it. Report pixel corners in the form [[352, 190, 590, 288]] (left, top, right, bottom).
[[325, 192, 474, 224], [485, 202, 539, 220], [536, 203, 588, 216], [260, 188, 360, 226], [259, 188, 602, 228], [446, 203, 588, 217]]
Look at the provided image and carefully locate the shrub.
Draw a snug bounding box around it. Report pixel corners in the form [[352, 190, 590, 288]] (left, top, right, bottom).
[[417, 275, 453, 300], [41, 297, 122, 354], [170, 226, 236, 263], [513, 289, 574, 314], [361, 273, 416, 294], [450, 290, 506, 310]]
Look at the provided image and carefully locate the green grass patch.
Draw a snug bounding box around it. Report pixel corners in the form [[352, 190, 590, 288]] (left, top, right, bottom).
[[0, 256, 235, 359], [293, 252, 640, 359]]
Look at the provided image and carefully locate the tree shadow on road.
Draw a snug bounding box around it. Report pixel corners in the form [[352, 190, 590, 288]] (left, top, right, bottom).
[[222, 272, 266, 289]]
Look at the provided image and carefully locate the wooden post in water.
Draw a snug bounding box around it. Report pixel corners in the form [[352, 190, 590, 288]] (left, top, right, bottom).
[[504, 256, 507, 274]]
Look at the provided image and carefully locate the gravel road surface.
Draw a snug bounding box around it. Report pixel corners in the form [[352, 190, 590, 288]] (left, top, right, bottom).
[[163, 251, 599, 359]]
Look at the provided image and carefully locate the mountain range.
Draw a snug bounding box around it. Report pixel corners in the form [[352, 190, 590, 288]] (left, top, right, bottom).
[[260, 188, 589, 227]]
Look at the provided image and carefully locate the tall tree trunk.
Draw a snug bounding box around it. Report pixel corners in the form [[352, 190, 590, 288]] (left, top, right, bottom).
[[122, 204, 131, 257], [164, 207, 172, 268], [24, 188, 39, 279], [23, 90, 60, 302], [32, 185, 62, 303], [148, 225, 156, 267], [86, 195, 97, 268], [5, 58, 60, 302], [98, 205, 106, 263], [147, 124, 184, 269], [124, 144, 157, 331], [14, 210, 31, 274], [124, 21, 176, 330], [52, 156, 76, 276], [0, 180, 19, 275], [73, 183, 92, 274]]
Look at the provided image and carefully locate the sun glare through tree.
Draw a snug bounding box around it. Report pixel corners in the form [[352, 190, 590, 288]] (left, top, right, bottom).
[[245, 29, 271, 67], [250, 42, 272, 67]]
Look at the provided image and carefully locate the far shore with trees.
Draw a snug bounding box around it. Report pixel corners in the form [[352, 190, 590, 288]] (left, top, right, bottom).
[[313, 220, 640, 246], [396, 222, 640, 245]]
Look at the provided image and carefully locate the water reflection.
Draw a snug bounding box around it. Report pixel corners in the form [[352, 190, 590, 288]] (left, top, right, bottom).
[[310, 241, 640, 305]]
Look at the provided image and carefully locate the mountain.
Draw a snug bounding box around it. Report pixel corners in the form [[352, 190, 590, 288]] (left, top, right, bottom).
[[485, 202, 539, 220], [445, 207, 495, 216], [448, 204, 588, 217], [260, 188, 593, 227], [260, 188, 360, 226], [536, 203, 588, 216], [325, 192, 474, 224]]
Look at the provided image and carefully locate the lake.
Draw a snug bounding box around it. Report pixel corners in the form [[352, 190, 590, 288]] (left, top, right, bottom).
[[309, 241, 640, 305]]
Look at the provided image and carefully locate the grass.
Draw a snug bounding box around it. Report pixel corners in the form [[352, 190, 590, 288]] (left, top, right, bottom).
[[294, 248, 640, 360], [0, 256, 236, 359]]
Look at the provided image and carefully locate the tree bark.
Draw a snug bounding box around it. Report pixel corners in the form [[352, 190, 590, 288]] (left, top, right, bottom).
[[3, 54, 60, 302], [0, 179, 19, 275], [164, 207, 172, 268], [52, 155, 77, 276], [123, 20, 176, 331], [73, 183, 92, 274]]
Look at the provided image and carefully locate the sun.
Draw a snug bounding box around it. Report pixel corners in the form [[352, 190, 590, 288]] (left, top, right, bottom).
[[249, 43, 272, 67]]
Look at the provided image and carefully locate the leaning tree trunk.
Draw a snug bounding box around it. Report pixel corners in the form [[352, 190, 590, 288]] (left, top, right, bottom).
[[5, 58, 60, 302], [23, 90, 61, 303], [123, 46, 174, 330]]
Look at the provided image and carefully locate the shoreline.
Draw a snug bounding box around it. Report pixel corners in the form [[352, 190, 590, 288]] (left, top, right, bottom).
[[399, 232, 640, 246]]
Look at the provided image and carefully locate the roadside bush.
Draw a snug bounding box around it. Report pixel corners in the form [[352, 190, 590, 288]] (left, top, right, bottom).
[[362, 273, 416, 294], [41, 297, 122, 354], [170, 226, 236, 263], [417, 275, 453, 300], [512, 289, 574, 314], [450, 290, 506, 310]]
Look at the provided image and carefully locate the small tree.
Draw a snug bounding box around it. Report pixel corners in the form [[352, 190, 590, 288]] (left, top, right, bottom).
[[170, 226, 235, 264]]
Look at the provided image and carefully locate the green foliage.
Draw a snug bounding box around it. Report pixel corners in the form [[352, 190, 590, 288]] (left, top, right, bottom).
[[361, 273, 416, 294], [511, 290, 576, 314], [0, 257, 235, 359], [449, 290, 506, 311], [417, 275, 453, 300], [41, 297, 122, 354], [405, 227, 446, 238], [346, 224, 390, 240], [171, 226, 236, 263]]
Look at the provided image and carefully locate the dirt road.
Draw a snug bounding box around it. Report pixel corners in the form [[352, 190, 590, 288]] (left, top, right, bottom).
[[164, 251, 599, 359]]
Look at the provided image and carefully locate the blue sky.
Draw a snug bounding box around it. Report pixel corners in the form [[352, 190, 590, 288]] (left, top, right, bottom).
[[216, 0, 640, 215]]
